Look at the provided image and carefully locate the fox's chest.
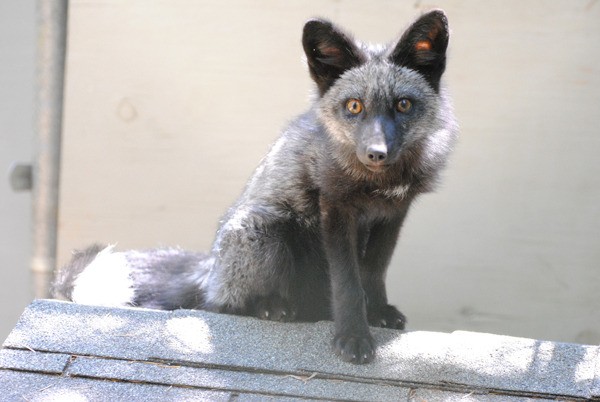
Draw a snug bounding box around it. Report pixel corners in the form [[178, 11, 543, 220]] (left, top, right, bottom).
[[369, 183, 411, 201]]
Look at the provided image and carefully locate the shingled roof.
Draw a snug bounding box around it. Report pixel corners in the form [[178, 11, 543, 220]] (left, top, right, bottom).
[[1, 299, 599, 401]]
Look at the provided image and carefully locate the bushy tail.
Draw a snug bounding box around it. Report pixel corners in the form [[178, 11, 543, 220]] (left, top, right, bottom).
[[51, 244, 212, 310], [51, 244, 107, 301]]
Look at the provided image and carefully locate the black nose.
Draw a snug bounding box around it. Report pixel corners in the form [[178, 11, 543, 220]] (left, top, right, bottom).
[[367, 145, 387, 164]]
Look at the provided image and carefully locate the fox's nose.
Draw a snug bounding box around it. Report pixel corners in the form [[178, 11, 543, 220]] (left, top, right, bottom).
[[367, 144, 387, 164]]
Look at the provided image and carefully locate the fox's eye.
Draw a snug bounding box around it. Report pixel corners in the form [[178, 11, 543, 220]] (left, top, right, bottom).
[[346, 99, 363, 114], [396, 98, 412, 113]]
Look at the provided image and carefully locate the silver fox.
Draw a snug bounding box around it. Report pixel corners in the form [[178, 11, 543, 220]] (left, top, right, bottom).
[[53, 10, 458, 364]]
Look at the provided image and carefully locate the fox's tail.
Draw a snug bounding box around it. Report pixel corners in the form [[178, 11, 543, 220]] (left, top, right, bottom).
[[52, 244, 108, 302], [51, 244, 211, 310]]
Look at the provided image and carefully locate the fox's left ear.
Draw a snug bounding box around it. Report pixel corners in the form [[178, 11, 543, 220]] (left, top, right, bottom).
[[389, 10, 449, 91], [303, 19, 364, 96]]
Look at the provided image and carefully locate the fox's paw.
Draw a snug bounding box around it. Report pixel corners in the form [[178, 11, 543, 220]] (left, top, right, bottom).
[[367, 304, 406, 330], [254, 294, 297, 322], [333, 332, 375, 364]]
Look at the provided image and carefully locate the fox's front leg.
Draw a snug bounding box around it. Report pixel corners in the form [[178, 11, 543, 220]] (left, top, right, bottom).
[[360, 212, 408, 330], [320, 199, 374, 364]]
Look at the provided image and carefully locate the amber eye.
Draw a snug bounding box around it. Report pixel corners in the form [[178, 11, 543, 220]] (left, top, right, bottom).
[[396, 98, 412, 113], [346, 98, 363, 114]]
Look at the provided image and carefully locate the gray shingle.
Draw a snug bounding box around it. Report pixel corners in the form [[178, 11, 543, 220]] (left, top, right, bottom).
[[0, 370, 234, 402], [4, 299, 170, 360], [407, 388, 556, 402], [591, 349, 600, 399], [2, 299, 599, 401], [0, 348, 69, 374], [443, 331, 599, 399], [66, 355, 411, 401]]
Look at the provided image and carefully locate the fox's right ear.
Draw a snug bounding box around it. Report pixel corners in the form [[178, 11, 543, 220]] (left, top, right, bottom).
[[302, 19, 364, 96], [389, 10, 450, 92]]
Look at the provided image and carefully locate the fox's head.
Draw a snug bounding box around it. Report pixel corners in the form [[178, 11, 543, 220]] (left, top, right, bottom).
[[303, 11, 457, 182]]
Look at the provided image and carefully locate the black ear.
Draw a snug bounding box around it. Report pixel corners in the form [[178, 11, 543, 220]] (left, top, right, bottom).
[[389, 10, 449, 91], [302, 19, 364, 96]]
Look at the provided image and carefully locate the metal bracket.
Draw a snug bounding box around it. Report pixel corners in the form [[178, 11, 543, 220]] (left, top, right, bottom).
[[9, 162, 33, 192]]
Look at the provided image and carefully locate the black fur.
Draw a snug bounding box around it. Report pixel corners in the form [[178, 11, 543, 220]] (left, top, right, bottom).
[[53, 10, 457, 364], [389, 9, 449, 92]]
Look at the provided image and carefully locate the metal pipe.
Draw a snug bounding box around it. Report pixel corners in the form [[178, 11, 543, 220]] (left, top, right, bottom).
[[32, 0, 69, 298]]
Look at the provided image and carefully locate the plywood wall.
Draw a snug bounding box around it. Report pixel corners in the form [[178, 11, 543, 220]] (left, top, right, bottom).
[[58, 0, 600, 344]]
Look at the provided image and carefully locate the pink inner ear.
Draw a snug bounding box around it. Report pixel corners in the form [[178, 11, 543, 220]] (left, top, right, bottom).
[[415, 40, 432, 51], [318, 44, 342, 58]]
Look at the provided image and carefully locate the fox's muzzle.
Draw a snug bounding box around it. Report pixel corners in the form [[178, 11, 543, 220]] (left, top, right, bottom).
[[356, 116, 398, 171]]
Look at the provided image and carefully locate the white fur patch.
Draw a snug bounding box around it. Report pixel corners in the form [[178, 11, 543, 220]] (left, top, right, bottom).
[[223, 207, 251, 232], [71, 245, 135, 307], [375, 184, 411, 200]]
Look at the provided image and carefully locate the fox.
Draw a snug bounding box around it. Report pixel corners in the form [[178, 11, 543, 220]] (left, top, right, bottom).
[[53, 10, 457, 364]]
